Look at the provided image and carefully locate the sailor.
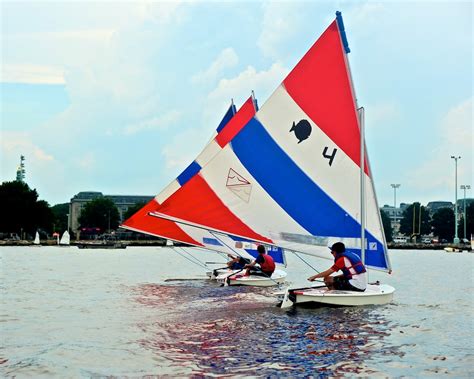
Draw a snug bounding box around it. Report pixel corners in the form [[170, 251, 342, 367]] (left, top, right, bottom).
[[307, 242, 367, 292], [226, 254, 250, 270], [244, 244, 275, 277]]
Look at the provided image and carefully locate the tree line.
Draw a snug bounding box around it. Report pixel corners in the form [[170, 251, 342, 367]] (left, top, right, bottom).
[[1, 180, 472, 243], [0, 181, 142, 239], [381, 202, 473, 243]]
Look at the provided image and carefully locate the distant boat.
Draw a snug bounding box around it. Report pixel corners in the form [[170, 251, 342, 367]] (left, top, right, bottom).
[[32, 231, 41, 246], [444, 245, 463, 253], [59, 231, 70, 246], [76, 235, 126, 249]]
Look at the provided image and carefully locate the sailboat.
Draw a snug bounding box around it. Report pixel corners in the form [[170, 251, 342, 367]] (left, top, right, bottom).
[[122, 100, 288, 286], [32, 231, 41, 246], [124, 12, 394, 302], [59, 230, 70, 246]]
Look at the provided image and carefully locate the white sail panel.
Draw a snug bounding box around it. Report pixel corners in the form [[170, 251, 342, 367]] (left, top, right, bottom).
[[255, 85, 384, 244], [199, 144, 313, 241]]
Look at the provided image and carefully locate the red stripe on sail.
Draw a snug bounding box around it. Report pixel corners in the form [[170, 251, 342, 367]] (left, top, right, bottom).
[[215, 97, 256, 148], [121, 199, 203, 246], [158, 174, 273, 243], [283, 20, 369, 175]]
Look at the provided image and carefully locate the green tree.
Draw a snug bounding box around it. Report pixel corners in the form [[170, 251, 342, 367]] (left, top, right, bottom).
[[123, 201, 147, 221], [0, 181, 53, 237], [78, 197, 120, 233], [399, 202, 431, 241], [459, 202, 473, 241], [380, 209, 392, 242], [431, 207, 455, 242], [51, 203, 69, 233]]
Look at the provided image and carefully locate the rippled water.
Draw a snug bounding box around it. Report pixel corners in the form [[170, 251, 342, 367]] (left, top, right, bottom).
[[1, 246, 473, 377]]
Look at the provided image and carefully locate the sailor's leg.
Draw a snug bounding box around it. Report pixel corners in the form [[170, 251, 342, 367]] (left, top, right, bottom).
[[324, 275, 334, 289]]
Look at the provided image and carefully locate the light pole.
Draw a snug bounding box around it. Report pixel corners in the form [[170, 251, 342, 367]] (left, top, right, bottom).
[[451, 156, 461, 244], [391, 184, 400, 231], [460, 184, 471, 241]]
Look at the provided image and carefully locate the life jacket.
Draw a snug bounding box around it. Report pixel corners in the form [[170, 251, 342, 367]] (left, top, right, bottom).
[[335, 251, 366, 279], [259, 254, 275, 273], [231, 257, 250, 270]]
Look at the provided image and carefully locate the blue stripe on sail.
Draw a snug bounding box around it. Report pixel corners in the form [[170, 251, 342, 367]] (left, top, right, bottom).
[[229, 236, 285, 265], [266, 245, 285, 265], [177, 161, 201, 186], [216, 104, 237, 133], [202, 237, 223, 246], [336, 11, 350, 54], [231, 118, 387, 270]]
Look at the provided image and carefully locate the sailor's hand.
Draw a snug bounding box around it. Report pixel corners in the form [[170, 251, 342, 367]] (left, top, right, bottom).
[[308, 276, 316, 282]]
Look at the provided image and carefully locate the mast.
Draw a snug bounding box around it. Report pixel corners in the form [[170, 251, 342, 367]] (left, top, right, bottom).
[[359, 107, 366, 264]]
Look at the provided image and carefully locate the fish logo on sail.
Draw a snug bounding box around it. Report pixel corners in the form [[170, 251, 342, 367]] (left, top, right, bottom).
[[290, 119, 312, 143], [226, 168, 252, 202]]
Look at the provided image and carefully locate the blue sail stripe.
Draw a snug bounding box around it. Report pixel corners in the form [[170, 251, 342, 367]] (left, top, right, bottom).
[[216, 104, 237, 133], [202, 237, 223, 246], [229, 235, 285, 265], [177, 161, 201, 186], [231, 118, 387, 269]]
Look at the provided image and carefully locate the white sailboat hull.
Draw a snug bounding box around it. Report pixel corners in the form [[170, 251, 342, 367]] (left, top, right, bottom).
[[279, 283, 395, 307], [209, 268, 287, 287]]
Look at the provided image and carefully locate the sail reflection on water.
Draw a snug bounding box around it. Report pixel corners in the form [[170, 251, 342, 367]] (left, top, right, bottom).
[[132, 282, 398, 377]]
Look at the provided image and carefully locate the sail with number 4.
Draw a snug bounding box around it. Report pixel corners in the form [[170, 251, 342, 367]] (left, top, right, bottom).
[[124, 12, 390, 272]]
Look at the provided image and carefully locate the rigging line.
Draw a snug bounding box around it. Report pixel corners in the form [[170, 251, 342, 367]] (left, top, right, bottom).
[[171, 247, 208, 270], [179, 246, 210, 269], [292, 251, 321, 274], [177, 247, 211, 269], [209, 231, 244, 258]]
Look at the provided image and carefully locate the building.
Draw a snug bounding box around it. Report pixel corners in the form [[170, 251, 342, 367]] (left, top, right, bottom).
[[380, 203, 408, 235], [68, 191, 153, 232], [426, 201, 453, 215]]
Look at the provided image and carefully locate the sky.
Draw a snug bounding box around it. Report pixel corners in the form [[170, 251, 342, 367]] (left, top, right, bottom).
[[1, 1, 472, 208]]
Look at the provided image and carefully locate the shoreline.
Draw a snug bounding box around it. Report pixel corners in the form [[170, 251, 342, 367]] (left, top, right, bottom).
[[0, 240, 471, 251]]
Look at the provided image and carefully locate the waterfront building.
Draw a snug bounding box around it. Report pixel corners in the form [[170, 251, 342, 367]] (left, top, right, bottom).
[[426, 201, 453, 215], [381, 203, 408, 235], [69, 191, 153, 232]]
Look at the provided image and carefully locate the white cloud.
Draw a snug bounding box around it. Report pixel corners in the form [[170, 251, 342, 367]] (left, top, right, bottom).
[[161, 127, 204, 173], [0, 131, 54, 161], [159, 62, 290, 177], [75, 152, 96, 170], [124, 110, 181, 135], [405, 97, 473, 199], [191, 48, 238, 85], [1, 64, 65, 84], [366, 102, 400, 129], [345, 3, 385, 34], [440, 97, 473, 152], [207, 63, 288, 109], [257, 2, 304, 59]]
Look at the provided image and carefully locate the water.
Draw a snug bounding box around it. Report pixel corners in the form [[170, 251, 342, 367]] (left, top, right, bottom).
[[1, 246, 473, 377]]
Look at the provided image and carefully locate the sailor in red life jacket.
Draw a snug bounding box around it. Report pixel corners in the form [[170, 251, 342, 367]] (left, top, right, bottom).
[[307, 242, 367, 292], [244, 244, 275, 277]]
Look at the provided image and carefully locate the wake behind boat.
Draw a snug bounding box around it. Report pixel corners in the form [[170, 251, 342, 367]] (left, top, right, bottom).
[[209, 267, 287, 287]]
